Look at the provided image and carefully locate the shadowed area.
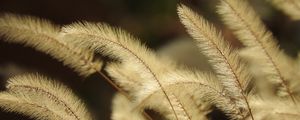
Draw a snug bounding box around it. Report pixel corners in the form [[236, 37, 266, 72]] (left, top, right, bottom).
[[0, 0, 300, 120]]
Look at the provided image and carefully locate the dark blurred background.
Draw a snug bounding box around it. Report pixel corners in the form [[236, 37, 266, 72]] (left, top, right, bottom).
[[0, 0, 300, 120]]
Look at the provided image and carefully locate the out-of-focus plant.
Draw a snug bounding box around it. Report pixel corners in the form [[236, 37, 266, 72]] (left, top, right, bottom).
[[0, 0, 300, 120]]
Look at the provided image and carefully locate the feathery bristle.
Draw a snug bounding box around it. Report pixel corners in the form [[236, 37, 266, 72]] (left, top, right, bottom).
[[132, 68, 241, 119], [106, 63, 211, 120], [0, 92, 63, 120], [167, 89, 211, 120], [217, 0, 296, 101], [62, 22, 180, 119], [178, 4, 253, 119], [0, 13, 102, 77], [0, 74, 92, 120], [105, 63, 143, 96]]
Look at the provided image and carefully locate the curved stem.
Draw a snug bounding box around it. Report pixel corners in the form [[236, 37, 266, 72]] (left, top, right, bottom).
[[95, 70, 153, 120]]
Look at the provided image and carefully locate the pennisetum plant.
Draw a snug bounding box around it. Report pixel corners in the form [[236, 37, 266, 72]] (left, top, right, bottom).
[[0, 0, 300, 119]]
